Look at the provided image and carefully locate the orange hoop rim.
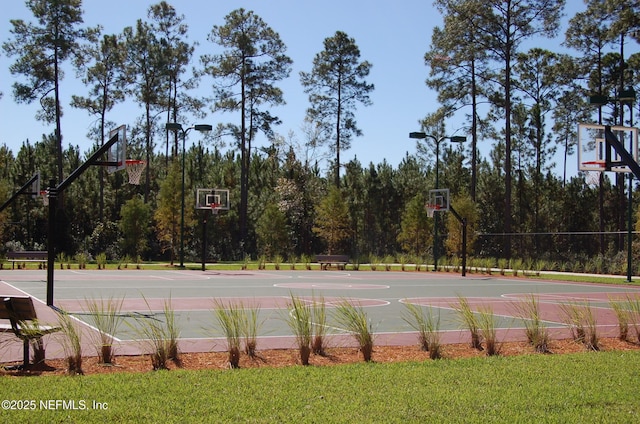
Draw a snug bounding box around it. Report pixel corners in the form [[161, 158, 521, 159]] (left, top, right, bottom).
[[581, 160, 606, 166]]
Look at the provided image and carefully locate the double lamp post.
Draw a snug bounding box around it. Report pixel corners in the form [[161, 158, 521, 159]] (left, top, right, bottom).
[[409, 132, 466, 272], [165, 123, 213, 268]]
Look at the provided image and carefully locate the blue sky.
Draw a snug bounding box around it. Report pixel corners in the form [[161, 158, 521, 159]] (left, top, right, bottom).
[[0, 1, 598, 178]]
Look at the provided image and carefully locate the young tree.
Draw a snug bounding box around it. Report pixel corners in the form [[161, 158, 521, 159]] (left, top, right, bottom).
[[300, 31, 374, 188], [119, 195, 151, 260], [313, 186, 351, 254], [444, 194, 478, 258], [154, 161, 193, 264], [397, 194, 432, 257], [2, 0, 98, 184], [255, 203, 289, 259], [201, 8, 292, 252]]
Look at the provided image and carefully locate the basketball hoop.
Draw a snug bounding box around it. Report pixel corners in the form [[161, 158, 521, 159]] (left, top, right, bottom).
[[40, 190, 48, 206], [426, 204, 441, 218], [210, 203, 220, 215], [125, 160, 146, 185]]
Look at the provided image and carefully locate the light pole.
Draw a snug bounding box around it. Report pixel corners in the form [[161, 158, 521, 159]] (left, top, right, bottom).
[[165, 123, 213, 268], [409, 132, 466, 271]]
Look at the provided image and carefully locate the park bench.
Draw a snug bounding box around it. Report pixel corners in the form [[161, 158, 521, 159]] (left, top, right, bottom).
[[6, 251, 48, 269], [314, 254, 350, 270], [0, 296, 61, 369]]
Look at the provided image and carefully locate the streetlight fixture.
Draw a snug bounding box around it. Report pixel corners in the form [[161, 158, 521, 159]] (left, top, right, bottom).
[[165, 122, 213, 268], [409, 131, 467, 271]]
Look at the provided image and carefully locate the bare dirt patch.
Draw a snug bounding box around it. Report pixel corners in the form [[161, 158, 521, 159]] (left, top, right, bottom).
[[3, 338, 639, 377]]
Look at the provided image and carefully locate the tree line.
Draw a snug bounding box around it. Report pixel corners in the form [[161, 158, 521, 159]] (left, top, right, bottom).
[[1, 1, 640, 271]]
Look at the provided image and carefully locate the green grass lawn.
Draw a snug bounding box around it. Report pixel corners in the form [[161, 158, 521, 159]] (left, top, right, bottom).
[[1, 351, 639, 423]]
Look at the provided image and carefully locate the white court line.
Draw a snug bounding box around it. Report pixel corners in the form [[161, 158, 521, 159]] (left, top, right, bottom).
[[147, 275, 175, 280]]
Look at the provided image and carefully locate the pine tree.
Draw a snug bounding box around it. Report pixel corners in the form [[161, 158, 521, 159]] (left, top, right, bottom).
[[300, 31, 374, 188]]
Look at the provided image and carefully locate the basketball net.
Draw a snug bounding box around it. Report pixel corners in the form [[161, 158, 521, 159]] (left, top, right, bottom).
[[40, 190, 49, 206], [581, 161, 605, 187], [426, 204, 441, 218], [210, 203, 220, 215], [125, 160, 146, 185]]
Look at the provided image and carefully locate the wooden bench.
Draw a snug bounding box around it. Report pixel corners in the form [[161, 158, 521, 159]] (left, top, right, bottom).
[[0, 296, 61, 369], [314, 254, 350, 270], [6, 251, 48, 269]]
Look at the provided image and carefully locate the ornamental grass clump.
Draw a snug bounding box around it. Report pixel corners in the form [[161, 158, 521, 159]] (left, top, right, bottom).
[[622, 295, 640, 343], [56, 312, 83, 375], [213, 299, 244, 369], [333, 300, 374, 362], [610, 297, 632, 342], [131, 297, 181, 370], [284, 294, 312, 365], [164, 300, 181, 361], [559, 301, 599, 351], [311, 294, 329, 356], [511, 294, 550, 353], [402, 302, 442, 359], [241, 302, 262, 358], [477, 305, 500, 356], [452, 295, 482, 350], [83, 296, 125, 364]]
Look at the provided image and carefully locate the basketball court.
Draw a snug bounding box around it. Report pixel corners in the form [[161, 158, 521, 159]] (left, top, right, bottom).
[[1, 268, 640, 363], [2, 123, 640, 364]]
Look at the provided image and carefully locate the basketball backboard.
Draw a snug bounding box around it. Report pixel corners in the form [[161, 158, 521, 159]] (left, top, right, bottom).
[[578, 123, 638, 173], [107, 125, 127, 173], [196, 188, 230, 211], [427, 188, 449, 217], [30, 171, 40, 199]]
